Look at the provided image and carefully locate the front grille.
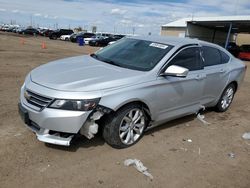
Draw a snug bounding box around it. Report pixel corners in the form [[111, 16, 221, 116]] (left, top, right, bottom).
[[25, 90, 53, 111]]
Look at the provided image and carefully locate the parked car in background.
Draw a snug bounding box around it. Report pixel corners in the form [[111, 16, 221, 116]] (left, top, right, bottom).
[[226, 42, 240, 57], [18, 36, 246, 148], [96, 32, 112, 38], [84, 36, 103, 45], [113, 34, 125, 40], [49, 29, 73, 40], [12, 27, 20, 33], [107, 34, 125, 45], [16, 27, 25, 34], [238, 45, 250, 61], [1, 25, 11, 31], [108, 41, 116, 45], [38, 28, 48, 36], [19, 28, 39, 35], [70, 32, 95, 43], [41, 29, 54, 37], [60, 34, 73, 41], [89, 36, 116, 46]]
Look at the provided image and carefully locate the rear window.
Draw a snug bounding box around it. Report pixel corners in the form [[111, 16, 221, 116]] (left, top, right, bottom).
[[202, 46, 221, 66], [220, 50, 230, 64]]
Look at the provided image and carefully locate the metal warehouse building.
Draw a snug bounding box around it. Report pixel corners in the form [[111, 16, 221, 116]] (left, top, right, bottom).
[[161, 15, 250, 48]]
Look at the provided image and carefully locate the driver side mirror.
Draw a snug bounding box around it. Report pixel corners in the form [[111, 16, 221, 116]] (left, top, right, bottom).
[[161, 65, 189, 77]]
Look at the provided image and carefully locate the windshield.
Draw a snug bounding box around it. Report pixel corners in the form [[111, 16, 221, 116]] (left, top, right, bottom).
[[92, 38, 173, 71]]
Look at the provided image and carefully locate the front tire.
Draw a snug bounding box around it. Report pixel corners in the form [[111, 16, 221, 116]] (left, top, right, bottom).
[[102, 104, 147, 149], [215, 83, 236, 112]]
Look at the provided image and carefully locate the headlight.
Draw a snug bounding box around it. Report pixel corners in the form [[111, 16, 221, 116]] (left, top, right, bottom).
[[49, 98, 100, 111]]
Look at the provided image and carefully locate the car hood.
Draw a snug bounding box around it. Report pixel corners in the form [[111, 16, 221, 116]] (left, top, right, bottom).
[[30, 55, 147, 92]]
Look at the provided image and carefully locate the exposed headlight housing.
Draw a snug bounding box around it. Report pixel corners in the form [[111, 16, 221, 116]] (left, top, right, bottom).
[[49, 98, 100, 111]]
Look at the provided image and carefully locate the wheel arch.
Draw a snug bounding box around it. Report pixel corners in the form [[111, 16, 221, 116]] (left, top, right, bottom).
[[117, 100, 151, 119], [102, 99, 153, 122], [229, 81, 238, 92]]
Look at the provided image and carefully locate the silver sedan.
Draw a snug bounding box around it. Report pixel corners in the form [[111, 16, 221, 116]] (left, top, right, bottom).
[[18, 36, 246, 148]]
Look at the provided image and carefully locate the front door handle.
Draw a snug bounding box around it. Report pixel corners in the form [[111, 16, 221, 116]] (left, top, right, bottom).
[[195, 74, 206, 80]]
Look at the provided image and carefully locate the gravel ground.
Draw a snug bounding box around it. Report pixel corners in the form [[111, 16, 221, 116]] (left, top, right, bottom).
[[0, 32, 250, 188]]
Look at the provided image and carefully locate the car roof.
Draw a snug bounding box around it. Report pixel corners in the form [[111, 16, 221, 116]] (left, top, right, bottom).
[[129, 35, 226, 49], [129, 35, 200, 46], [128, 35, 233, 57]]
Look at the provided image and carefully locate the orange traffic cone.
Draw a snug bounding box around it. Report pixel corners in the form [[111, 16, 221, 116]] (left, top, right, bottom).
[[20, 38, 25, 45], [41, 41, 46, 49]]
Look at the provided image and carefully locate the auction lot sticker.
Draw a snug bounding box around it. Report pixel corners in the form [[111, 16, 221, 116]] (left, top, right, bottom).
[[149, 43, 168, 49]]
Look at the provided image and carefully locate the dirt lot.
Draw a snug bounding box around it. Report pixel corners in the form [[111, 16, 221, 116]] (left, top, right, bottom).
[[0, 32, 249, 188]]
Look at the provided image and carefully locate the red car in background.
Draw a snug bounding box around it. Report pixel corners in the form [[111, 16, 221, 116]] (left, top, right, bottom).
[[238, 45, 250, 61]]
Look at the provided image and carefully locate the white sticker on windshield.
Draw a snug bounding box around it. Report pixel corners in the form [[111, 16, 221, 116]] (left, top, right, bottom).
[[149, 43, 168, 49]]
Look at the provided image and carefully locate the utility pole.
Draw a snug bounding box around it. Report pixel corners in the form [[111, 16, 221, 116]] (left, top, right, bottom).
[[234, 0, 239, 15], [132, 27, 135, 35], [30, 15, 33, 27]]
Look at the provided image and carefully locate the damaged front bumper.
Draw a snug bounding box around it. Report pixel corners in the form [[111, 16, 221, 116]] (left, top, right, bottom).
[[18, 102, 91, 146]]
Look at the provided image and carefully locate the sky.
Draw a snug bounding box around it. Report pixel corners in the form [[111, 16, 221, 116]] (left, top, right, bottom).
[[0, 0, 250, 35]]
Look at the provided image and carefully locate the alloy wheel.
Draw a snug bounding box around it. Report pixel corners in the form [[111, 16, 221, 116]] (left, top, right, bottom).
[[119, 108, 145, 145], [221, 87, 234, 110]]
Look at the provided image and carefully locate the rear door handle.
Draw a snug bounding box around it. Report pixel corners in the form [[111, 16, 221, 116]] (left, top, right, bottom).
[[219, 69, 226, 73]]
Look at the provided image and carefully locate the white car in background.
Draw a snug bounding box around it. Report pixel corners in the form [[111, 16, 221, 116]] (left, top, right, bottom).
[[60, 34, 72, 41], [84, 36, 103, 45], [108, 41, 116, 45]]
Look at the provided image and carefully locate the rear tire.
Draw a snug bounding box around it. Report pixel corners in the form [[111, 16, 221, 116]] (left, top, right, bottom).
[[102, 104, 147, 149], [51, 35, 57, 40], [215, 83, 236, 112]]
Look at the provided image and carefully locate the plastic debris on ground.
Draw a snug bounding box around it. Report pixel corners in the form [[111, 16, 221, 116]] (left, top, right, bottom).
[[242, 132, 250, 140], [183, 138, 192, 143], [196, 105, 211, 125], [124, 159, 153, 180], [228, 152, 235, 158], [197, 113, 211, 125]]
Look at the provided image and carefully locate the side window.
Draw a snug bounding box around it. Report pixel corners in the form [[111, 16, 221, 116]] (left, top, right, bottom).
[[202, 46, 221, 66], [220, 50, 230, 64], [168, 47, 202, 71]]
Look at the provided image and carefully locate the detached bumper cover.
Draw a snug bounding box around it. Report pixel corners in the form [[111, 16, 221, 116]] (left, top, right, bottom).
[[18, 102, 78, 146], [36, 129, 74, 146]]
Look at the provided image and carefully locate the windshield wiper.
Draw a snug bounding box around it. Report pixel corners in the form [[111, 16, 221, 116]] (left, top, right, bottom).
[[90, 53, 99, 60], [91, 54, 122, 68], [102, 59, 122, 67]]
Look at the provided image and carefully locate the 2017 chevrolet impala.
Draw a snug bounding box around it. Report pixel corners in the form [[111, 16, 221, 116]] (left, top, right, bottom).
[[18, 36, 246, 148]]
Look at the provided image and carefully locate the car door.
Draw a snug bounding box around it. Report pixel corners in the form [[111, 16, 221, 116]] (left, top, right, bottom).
[[155, 46, 205, 123], [200, 46, 230, 105]]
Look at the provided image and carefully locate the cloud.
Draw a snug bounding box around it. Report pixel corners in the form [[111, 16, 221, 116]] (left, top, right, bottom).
[[110, 8, 127, 15], [120, 19, 132, 24], [34, 13, 42, 17], [0, 0, 249, 35], [11, 9, 20, 13]]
